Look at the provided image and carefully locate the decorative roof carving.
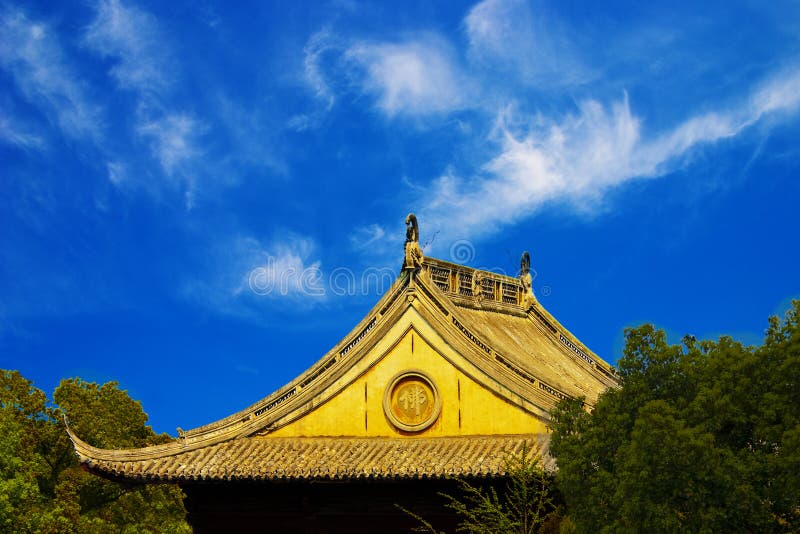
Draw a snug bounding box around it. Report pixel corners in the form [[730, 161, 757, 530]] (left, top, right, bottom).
[[521, 251, 531, 276], [519, 251, 536, 310], [403, 213, 424, 270]]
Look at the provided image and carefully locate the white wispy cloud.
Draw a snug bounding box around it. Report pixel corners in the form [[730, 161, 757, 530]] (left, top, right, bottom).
[[346, 36, 473, 117], [0, 8, 102, 142], [83, 0, 171, 94], [419, 68, 800, 242], [243, 237, 325, 301], [750, 68, 800, 118], [297, 31, 474, 121], [642, 68, 800, 169], [465, 0, 533, 63], [184, 234, 326, 317], [137, 113, 204, 176], [83, 0, 208, 203], [301, 1, 588, 121], [106, 161, 126, 185], [288, 29, 340, 131], [0, 112, 45, 150], [349, 223, 387, 250], [464, 0, 593, 88], [303, 29, 337, 110], [297, 1, 799, 250]]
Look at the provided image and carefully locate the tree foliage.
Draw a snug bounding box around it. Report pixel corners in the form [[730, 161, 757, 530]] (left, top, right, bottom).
[[0, 371, 189, 533], [404, 444, 559, 533], [550, 300, 800, 533]]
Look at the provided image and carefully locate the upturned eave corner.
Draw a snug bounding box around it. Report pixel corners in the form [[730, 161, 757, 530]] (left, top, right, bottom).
[[63, 418, 111, 467], [63, 416, 85, 461]]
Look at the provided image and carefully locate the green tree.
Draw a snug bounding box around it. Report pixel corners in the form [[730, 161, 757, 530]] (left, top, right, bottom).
[[404, 444, 559, 533], [549, 301, 800, 533], [0, 371, 190, 533]]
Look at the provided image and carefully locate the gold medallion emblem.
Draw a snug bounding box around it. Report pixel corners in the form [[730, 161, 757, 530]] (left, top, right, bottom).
[[383, 371, 441, 432]]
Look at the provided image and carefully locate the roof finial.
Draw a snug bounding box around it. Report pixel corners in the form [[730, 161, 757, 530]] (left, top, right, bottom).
[[519, 251, 536, 309], [403, 213, 424, 270], [405, 213, 419, 243]]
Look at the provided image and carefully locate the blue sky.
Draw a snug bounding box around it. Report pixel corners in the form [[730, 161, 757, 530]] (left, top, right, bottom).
[[2, 0, 799, 435]]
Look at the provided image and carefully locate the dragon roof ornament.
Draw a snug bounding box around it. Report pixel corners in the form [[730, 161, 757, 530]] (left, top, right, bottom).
[[403, 213, 424, 270], [519, 251, 536, 310]]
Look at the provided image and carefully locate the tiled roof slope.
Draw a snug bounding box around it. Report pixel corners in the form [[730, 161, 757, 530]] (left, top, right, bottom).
[[455, 307, 609, 401], [418, 257, 617, 403], [71, 433, 551, 481]]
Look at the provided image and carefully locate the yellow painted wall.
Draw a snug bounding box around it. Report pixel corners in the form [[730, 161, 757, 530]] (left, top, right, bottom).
[[269, 327, 547, 438]]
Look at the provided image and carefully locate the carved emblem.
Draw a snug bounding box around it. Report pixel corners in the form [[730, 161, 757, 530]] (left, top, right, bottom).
[[397, 382, 428, 416], [403, 213, 424, 270], [383, 371, 441, 432]]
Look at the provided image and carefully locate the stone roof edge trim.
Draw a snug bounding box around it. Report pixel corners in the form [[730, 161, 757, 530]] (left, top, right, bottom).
[[528, 301, 618, 385], [65, 421, 111, 465], [90, 471, 515, 483]]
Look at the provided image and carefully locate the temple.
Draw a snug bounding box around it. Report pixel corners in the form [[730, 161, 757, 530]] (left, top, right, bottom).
[[68, 214, 617, 532]]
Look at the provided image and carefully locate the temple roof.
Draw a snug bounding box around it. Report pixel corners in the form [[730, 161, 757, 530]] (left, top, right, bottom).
[[68, 217, 617, 482]]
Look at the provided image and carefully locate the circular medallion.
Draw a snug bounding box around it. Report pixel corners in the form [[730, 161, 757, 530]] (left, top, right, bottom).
[[383, 371, 441, 432]]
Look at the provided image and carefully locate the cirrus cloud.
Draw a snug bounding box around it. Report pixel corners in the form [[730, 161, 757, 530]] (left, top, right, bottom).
[[0, 8, 103, 142], [419, 67, 800, 242], [345, 36, 474, 117]]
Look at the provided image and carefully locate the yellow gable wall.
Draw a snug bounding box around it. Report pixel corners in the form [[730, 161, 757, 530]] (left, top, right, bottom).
[[269, 326, 548, 438]]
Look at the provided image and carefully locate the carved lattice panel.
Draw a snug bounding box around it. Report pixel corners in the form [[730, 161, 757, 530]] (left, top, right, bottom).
[[429, 266, 450, 292], [481, 278, 495, 300], [501, 283, 518, 304], [458, 271, 473, 296]]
